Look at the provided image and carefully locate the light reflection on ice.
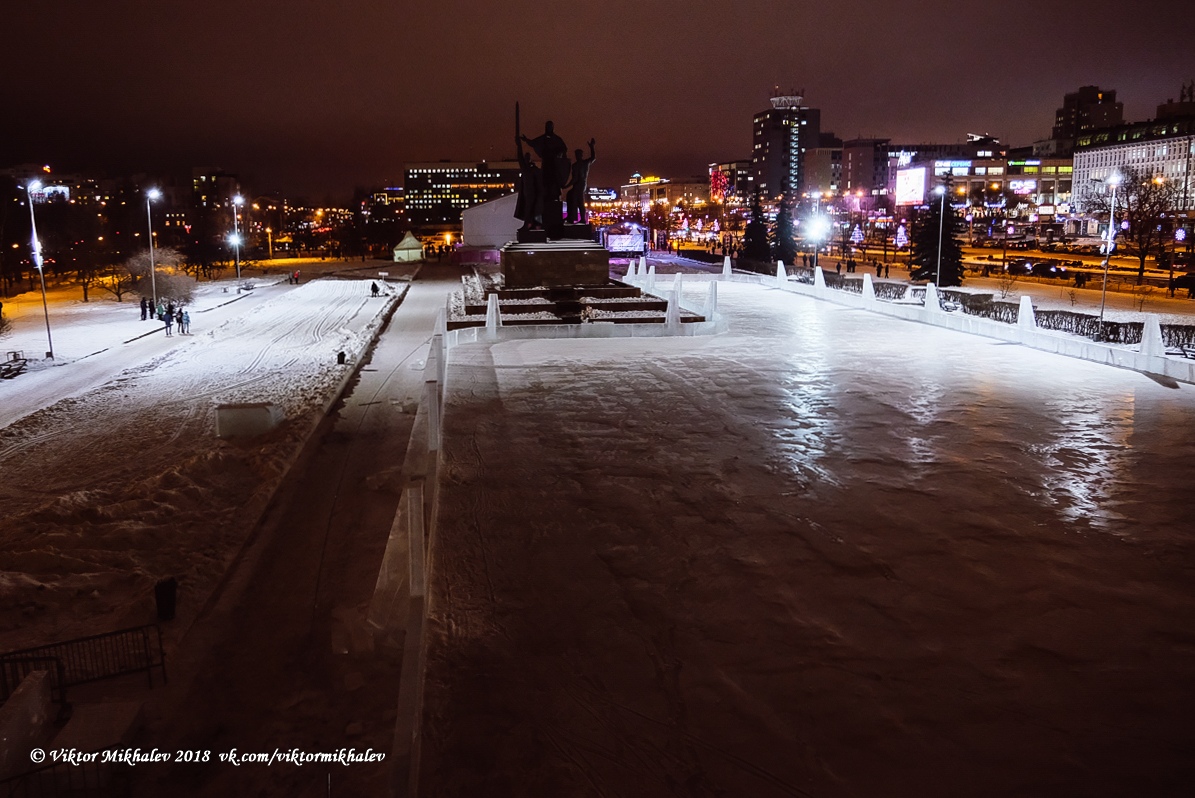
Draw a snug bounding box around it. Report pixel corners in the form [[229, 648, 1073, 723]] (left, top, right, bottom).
[[1037, 392, 1136, 530]]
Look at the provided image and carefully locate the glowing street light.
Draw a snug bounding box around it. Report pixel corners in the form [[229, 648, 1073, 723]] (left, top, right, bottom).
[[232, 194, 245, 281], [23, 180, 55, 359], [807, 215, 831, 272], [145, 188, 161, 309], [933, 183, 947, 286], [1093, 172, 1123, 340]]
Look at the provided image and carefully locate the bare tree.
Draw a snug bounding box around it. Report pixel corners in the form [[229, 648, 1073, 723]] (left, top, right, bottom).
[[120, 248, 195, 306], [98, 263, 137, 302], [1087, 167, 1180, 283], [996, 270, 1019, 299]]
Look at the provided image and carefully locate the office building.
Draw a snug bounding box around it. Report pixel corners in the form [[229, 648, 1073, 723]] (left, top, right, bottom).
[[751, 92, 821, 200], [1072, 116, 1195, 213], [403, 161, 520, 230]]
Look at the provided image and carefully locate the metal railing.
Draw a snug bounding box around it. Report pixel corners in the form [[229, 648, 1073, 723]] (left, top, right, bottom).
[[1, 625, 166, 692], [1, 757, 130, 798]]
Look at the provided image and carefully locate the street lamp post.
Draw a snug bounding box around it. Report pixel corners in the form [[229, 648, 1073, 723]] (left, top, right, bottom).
[[934, 184, 947, 286], [1002, 224, 1013, 272], [145, 188, 161, 309], [1095, 173, 1122, 341], [232, 194, 245, 282], [24, 181, 54, 359], [808, 216, 830, 273]]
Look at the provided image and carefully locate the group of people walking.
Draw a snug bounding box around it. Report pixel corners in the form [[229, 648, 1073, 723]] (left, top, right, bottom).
[[139, 296, 190, 337]]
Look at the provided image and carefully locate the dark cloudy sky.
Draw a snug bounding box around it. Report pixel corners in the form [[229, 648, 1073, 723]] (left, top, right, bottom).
[[3, 0, 1193, 200]]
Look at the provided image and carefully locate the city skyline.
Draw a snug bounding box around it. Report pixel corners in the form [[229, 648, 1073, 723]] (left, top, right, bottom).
[[3, 0, 1193, 199]]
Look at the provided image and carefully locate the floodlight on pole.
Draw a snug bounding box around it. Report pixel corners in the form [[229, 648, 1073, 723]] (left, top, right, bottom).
[[934, 184, 947, 287], [23, 181, 55, 359], [1094, 172, 1122, 341], [232, 195, 244, 281], [146, 188, 161, 309]]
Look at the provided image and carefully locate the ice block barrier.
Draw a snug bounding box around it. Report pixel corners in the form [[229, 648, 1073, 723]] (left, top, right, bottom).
[[722, 254, 732, 278], [1017, 295, 1036, 329], [485, 293, 502, 338], [862, 272, 877, 302], [924, 283, 941, 312], [215, 402, 284, 438], [704, 281, 718, 319], [814, 265, 827, 289], [775, 261, 786, 287], [1140, 314, 1165, 358]]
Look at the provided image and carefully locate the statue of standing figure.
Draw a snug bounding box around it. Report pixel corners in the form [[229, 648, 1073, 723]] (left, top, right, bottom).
[[565, 139, 596, 224], [513, 104, 596, 237], [514, 135, 543, 230]]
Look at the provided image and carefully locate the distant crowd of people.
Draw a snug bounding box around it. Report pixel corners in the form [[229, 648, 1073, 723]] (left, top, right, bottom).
[[139, 296, 190, 337]]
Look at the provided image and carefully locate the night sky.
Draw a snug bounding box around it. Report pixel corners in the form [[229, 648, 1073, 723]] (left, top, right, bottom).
[[4, 0, 1193, 200]]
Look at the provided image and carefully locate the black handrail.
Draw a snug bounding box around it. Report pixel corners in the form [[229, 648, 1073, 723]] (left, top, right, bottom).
[[1, 625, 165, 692]]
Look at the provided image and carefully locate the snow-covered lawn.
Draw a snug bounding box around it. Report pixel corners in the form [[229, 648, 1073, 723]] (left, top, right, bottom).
[[0, 279, 397, 649]]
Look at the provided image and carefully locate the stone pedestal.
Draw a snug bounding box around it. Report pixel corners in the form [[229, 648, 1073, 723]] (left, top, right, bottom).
[[501, 241, 611, 289]]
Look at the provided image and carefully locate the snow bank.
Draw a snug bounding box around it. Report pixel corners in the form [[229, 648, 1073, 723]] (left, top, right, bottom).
[[0, 280, 397, 650]]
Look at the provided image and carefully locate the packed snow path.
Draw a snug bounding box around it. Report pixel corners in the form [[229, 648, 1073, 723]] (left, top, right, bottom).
[[133, 272, 463, 798], [0, 279, 395, 648], [423, 280, 1195, 797]]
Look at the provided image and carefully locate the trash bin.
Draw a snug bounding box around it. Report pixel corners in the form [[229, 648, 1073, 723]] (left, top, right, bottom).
[[337, 351, 346, 365], [154, 577, 178, 622]]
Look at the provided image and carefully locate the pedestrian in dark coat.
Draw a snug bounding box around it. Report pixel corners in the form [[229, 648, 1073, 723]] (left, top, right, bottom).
[[140, 297, 148, 320]]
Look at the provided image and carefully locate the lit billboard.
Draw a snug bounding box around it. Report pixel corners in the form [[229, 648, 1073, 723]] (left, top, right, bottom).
[[607, 231, 644, 254], [895, 167, 926, 206]]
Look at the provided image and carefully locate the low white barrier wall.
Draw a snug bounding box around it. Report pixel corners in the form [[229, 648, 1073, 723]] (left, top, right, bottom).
[[657, 269, 1195, 385]]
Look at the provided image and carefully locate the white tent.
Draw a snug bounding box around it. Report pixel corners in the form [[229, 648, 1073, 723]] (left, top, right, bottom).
[[461, 193, 520, 249], [393, 231, 423, 262]]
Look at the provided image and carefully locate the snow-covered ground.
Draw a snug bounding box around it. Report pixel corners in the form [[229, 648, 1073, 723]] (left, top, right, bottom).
[[423, 281, 1195, 796], [0, 278, 397, 650]]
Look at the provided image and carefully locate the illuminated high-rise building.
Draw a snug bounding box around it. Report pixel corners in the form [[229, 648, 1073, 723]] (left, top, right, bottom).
[[750, 91, 821, 201]]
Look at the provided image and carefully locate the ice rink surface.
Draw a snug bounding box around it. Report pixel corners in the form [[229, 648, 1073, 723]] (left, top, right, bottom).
[[424, 281, 1195, 797]]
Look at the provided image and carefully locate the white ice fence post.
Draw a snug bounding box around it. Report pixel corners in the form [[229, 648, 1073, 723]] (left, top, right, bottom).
[[1140, 314, 1165, 357], [647, 263, 657, 294], [775, 261, 786, 287], [703, 280, 718, 319], [722, 254, 732, 279], [666, 283, 681, 329], [485, 292, 501, 338], [924, 283, 940, 312], [1017, 294, 1036, 329], [431, 333, 446, 386], [424, 379, 441, 452], [862, 272, 876, 302], [813, 265, 827, 290]]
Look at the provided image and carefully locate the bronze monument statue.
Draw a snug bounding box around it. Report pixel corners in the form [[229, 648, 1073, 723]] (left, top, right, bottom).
[[565, 139, 596, 224], [513, 103, 596, 239]]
